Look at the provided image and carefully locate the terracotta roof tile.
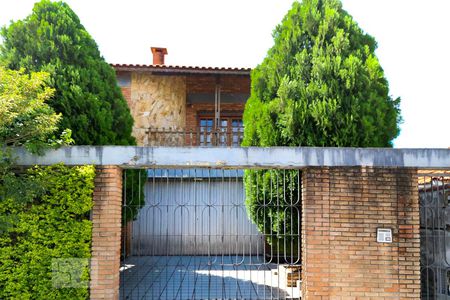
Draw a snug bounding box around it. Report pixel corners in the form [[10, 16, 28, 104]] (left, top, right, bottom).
[[111, 63, 251, 75]]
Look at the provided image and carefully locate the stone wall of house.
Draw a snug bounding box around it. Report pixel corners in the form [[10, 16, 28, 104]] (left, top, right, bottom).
[[128, 72, 186, 145], [116, 70, 251, 146]]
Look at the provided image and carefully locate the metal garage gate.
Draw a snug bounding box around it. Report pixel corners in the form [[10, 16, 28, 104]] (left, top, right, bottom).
[[132, 169, 263, 255], [120, 168, 302, 300]]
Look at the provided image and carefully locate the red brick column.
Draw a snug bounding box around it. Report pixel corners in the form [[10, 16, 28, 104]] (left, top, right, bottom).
[[90, 166, 123, 300], [301, 167, 331, 298], [396, 169, 421, 298], [301, 167, 420, 299]]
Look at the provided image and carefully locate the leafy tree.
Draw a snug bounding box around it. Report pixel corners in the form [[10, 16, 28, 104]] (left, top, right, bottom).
[[0, 0, 134, 146], [0, 65, 72, 230], [0, 0, 144, 222], [243, 0, 401, 259], [0, 66, 71, 150]]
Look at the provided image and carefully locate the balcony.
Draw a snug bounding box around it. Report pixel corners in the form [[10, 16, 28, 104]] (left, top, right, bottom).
[[144, 126, 244, 147]]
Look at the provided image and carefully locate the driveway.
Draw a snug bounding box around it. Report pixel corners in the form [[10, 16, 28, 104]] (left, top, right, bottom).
[[119, 255, 300, 299]]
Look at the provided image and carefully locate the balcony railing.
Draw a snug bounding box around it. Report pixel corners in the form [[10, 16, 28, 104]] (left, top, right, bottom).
[[144, 126, 244, 147]]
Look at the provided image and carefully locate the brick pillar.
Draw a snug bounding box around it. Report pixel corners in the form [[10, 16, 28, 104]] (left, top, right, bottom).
[[301, 167, 331, 298], [396, 169, 421, 298], [90, 166, 123, 300], [301, 167, 420, 299]]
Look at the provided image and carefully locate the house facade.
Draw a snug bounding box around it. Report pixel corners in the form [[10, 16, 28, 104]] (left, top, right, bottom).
[[112, 48, 264, 258], [112, 47, 250, 147], [108, 49, 431, 299]]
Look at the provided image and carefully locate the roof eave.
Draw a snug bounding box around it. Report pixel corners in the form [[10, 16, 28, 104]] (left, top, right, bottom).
[[111, 64, 251, 76]]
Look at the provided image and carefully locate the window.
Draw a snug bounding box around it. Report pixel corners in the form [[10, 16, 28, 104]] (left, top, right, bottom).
[[231, 119, 244, 146], [198, 116, 243, 146], [199, 119, 213, 146]]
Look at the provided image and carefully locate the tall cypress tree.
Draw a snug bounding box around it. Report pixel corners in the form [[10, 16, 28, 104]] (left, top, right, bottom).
[[243, 0, 401, 258], [0, 0, 134, 145], [0, 0, 144, 223]]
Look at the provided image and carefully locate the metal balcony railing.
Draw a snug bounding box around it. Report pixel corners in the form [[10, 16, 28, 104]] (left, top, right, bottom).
[[145, 126, 244, 147]]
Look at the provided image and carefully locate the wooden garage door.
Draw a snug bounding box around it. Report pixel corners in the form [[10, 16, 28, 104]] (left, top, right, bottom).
[[131, 178, 264, 255]]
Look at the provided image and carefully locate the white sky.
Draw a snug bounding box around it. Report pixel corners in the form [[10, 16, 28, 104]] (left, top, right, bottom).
[[1, 0, 449, 148]]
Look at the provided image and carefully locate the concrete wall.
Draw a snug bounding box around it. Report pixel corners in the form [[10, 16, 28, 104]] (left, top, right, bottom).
[[128, 72, 186, 145], [12, 146, 450, 169]]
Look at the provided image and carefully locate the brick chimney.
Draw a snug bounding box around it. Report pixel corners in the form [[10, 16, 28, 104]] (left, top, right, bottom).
[[151, 47, 168, 65]]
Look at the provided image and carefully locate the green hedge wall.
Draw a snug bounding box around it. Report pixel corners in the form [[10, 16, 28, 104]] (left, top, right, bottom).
[[0, 164, 95, 299]]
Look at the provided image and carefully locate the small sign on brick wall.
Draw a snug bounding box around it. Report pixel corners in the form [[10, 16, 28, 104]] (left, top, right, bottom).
[[377, 228, 393, 243]]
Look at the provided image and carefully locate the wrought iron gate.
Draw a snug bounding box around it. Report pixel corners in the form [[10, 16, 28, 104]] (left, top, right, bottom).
[[120, 168, 302, 300], [420, 172, 450, 299]]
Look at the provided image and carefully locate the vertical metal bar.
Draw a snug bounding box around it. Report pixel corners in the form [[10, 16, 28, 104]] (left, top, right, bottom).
[[196, 126, 199, 147], [121, 170, 127, 299], [192, 169, 200, 299], [138, 169, 143, 299], [193, 168, 198, 299], [268, 170, 273, 299], [214, 84, 218, 127], [214, 76, 221, 130], [283, 169, 287, 264], [276, 170, 280, 299], [179, 169, 184, 299], [256, 171, 263, 299], [207, 168, 212, 300], [217, 84, 221, 127], [221, 169, 225, 299], [164, 169, 170, 299], [289, 170, 294, 296], [132, 170, 139, 299]]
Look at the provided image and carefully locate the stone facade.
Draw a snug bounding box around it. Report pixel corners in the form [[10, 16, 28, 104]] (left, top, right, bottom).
[[115, 67, 251, 146], [129, 72, 186, 145]]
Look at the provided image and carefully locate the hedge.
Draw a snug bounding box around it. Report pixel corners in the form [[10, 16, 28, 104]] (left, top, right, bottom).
[[0, 164, 95, 299]]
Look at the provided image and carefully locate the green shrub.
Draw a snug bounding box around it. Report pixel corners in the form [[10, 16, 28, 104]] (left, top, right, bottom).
[[244, 169, 301, 262], [0, 164, 94, 299], [123, 169, 147, 224]]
